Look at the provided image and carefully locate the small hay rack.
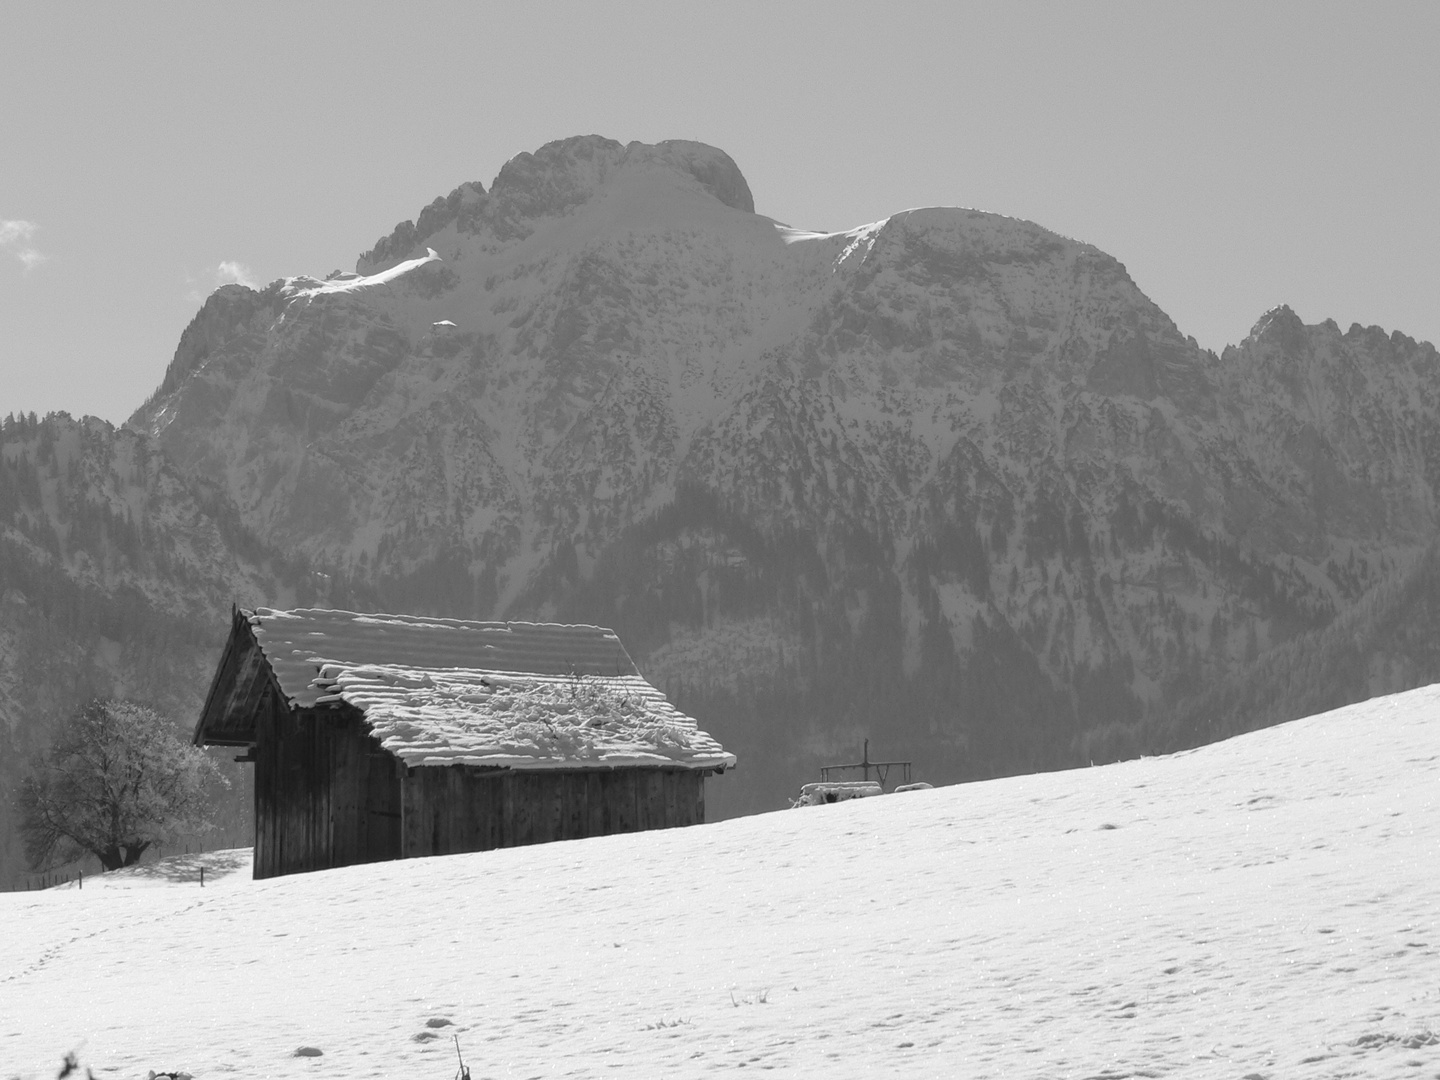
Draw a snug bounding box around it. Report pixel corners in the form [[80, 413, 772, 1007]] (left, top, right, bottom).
[[819, 739, 912, 792]]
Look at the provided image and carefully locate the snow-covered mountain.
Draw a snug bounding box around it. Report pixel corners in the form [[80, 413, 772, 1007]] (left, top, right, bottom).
[[122, 136, 1440, 806], [5, 135, 1439, 865]]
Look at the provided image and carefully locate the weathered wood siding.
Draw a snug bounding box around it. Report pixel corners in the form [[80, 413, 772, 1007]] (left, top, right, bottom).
[[253, 700, 708, 877], [252, 698, 401, 879], [399, 766, 706, 859]]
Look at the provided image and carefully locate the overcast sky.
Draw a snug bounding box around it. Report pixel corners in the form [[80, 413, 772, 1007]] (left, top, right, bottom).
[[3, 2, 1436, 425]]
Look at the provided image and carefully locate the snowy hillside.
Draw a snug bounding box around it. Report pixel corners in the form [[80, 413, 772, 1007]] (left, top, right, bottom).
[[4, 683, 1438, 1078]]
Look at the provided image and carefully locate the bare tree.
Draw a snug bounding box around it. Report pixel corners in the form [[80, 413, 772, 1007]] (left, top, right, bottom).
[[17, 699, 223, 872]]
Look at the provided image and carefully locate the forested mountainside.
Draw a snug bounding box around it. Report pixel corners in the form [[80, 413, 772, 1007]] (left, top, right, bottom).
[[1135, 537, 1440, 759], [4, 135, 1439, 880], [0, 413, 318, 885]]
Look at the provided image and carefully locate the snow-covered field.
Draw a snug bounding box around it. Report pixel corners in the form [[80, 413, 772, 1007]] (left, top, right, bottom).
[[4, 686, 1439, 1079]]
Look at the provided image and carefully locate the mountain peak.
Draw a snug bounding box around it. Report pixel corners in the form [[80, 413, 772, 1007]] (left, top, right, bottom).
[[1250, 303, 1303, 335], [358, 136, 754, 273], [630, 139, 754, 213], [490, 135, 753, 215]]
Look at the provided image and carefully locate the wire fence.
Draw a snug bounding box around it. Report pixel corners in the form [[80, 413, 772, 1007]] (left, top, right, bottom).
[[5, 826, 252, 892]]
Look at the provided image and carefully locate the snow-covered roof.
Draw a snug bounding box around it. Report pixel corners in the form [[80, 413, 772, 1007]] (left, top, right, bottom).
[[238, 607, 734, 772]]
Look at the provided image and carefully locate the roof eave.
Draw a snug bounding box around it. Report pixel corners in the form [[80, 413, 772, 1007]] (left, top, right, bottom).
[[194, 607, 288, 747], [193, 605, 245, 746]]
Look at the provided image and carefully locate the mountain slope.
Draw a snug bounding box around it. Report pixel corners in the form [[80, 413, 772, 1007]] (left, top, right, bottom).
[[0, 412, 319, 885], [122, 135, 1440, 818]]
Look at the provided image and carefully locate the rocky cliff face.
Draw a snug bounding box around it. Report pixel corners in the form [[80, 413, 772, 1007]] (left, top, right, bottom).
[[18, 135, 1431, 827]]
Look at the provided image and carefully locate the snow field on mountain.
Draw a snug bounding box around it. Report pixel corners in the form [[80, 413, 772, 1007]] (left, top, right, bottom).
[[4, 685, 1439, 1078], [282, 249, 442, 301]]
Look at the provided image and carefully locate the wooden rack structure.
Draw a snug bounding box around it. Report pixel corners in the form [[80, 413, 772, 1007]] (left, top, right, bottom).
[[819, 739, 912, 791]]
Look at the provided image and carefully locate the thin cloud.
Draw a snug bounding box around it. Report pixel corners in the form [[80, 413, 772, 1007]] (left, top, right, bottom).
[[0, 219, 47, 272], [215, 260, 257, 289], [185, 259, 260, 303]]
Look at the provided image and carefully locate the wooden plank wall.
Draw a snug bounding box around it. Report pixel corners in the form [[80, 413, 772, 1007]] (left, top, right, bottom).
[[401, 767, 707, 859], [254, 706, 708, 877], [251, 684, 283, 879], [363, 746, 403, 863], [253, 700, 401, 879]]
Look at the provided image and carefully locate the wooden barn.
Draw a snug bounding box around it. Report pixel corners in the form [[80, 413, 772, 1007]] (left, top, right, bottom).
[[194, 607, 735, 879]]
